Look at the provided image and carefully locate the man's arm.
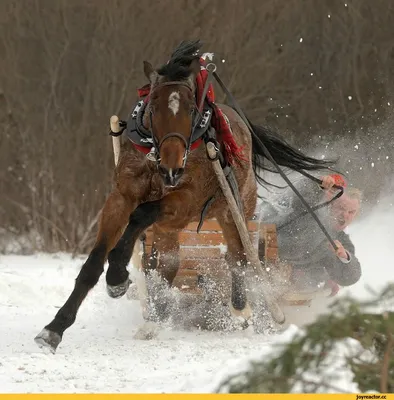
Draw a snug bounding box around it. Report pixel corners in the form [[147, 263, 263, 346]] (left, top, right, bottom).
[[259, 176, 325, 222], [324, 231, 362, 286], [284, 175, 336, 217]]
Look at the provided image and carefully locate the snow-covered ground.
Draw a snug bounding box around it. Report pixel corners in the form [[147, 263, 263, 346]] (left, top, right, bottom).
[[0, 252, 289, 393], [0, 197, 392, 393]]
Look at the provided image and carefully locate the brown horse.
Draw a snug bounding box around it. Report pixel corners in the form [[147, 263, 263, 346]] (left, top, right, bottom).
[[34, 40, 334, 353]]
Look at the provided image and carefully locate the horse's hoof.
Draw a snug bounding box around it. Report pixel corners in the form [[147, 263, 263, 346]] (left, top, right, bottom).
[[229, 302, 252, 330], [106, 278, 132, 299], [34, 328, 62, 354], [229, 302, 252, 320], [133, 321, 159, 340], [267, 300, 286, 325]]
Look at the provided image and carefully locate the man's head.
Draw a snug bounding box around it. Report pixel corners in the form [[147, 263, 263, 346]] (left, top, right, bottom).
[[329, 187, 362, 231]]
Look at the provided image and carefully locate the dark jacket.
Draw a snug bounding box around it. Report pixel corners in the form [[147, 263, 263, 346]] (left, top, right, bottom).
[[258, 177, 362, 290]]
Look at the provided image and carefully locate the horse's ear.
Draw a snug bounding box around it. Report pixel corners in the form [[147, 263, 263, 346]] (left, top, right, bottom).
[[190, 58, 202, 77], [143, 61, 155, 82]]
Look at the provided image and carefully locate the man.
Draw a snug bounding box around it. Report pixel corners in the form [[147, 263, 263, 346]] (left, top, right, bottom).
[[258, 174, 362, 297]]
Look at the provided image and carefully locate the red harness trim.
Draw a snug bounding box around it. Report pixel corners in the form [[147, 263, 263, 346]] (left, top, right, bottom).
[[132, 143, 152, 155], [137, 84, 151, 99]]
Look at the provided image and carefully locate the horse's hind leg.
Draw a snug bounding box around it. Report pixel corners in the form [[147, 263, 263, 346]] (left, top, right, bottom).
[[34, 190, 132, 353], [105, 200, 162, 298]]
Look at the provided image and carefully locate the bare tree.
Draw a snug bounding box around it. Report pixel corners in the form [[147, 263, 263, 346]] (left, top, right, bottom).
[[0, 0, 393, 253]]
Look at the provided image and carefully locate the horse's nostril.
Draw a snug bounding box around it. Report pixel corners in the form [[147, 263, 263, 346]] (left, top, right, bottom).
[[158, 165, 184, 186]]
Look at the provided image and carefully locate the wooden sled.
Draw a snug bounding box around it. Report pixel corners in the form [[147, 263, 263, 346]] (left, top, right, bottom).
[[136, 218, 334, 309], [139, 218, 260, 298]]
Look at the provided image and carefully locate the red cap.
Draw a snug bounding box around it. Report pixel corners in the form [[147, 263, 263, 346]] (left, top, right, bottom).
[[329, 174, 347, 188]]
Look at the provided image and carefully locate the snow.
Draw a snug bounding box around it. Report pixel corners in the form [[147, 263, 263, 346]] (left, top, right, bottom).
[[0, 253, 284, 393], [343, 193, 394, 301], [0, 197, 392, 393]]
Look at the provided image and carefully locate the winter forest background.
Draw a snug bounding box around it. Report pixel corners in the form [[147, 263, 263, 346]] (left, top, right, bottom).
[[1, 0, 394, 254]]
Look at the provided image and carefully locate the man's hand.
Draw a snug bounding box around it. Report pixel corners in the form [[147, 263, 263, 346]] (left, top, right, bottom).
[[320, 175, 336, 190], [331, 240, 349, 261]]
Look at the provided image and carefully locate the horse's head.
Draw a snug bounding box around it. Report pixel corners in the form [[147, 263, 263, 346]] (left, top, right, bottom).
[[143, 40, 202, 187]]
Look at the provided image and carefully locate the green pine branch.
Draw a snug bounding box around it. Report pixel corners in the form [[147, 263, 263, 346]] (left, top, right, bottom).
[[215, 283, 394, 393]]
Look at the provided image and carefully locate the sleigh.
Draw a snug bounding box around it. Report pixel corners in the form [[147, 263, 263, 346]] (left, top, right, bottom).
[[139, 218, 261, 296], [131, 217, 335, 319]]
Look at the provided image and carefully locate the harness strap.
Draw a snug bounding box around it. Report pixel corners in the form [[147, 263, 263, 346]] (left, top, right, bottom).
[[197, 195, 216, 233], [198, 66, 214, 113], [158, 132, 188, 150]]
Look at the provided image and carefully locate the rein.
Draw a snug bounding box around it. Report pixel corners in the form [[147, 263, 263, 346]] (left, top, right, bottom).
[[202, 62, 343, 251]]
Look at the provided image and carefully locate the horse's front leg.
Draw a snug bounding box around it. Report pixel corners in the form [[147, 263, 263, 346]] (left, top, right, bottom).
[[138, 229, 181, 325], [106, 191, 190, 299], [150, 228, 180, 286], [104, 193, 190, 340], [150, 191, 193, 284], [216, 214, 252, 320], [105, 200, 162, 298], [34, 190, 134, 353]]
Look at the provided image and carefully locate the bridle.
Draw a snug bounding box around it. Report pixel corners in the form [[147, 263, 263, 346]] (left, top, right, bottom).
[[146, 80, 202, 168]]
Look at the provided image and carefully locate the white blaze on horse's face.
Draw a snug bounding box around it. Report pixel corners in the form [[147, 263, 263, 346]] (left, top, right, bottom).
[[168, 91, 180, 116]]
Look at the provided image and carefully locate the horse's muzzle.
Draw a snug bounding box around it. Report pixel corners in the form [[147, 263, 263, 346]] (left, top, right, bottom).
[[158, 165, 184, 187]]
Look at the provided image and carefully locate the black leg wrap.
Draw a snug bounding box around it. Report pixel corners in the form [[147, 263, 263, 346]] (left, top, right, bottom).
[[231, 270, 247, 310], [106, 200, 162, 299]]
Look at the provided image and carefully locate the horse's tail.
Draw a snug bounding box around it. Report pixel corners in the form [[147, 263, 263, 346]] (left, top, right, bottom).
[[248, 120, 337, 187]]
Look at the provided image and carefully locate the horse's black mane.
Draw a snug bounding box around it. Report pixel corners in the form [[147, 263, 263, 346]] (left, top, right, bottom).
[[157, 40, 202, 81]]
